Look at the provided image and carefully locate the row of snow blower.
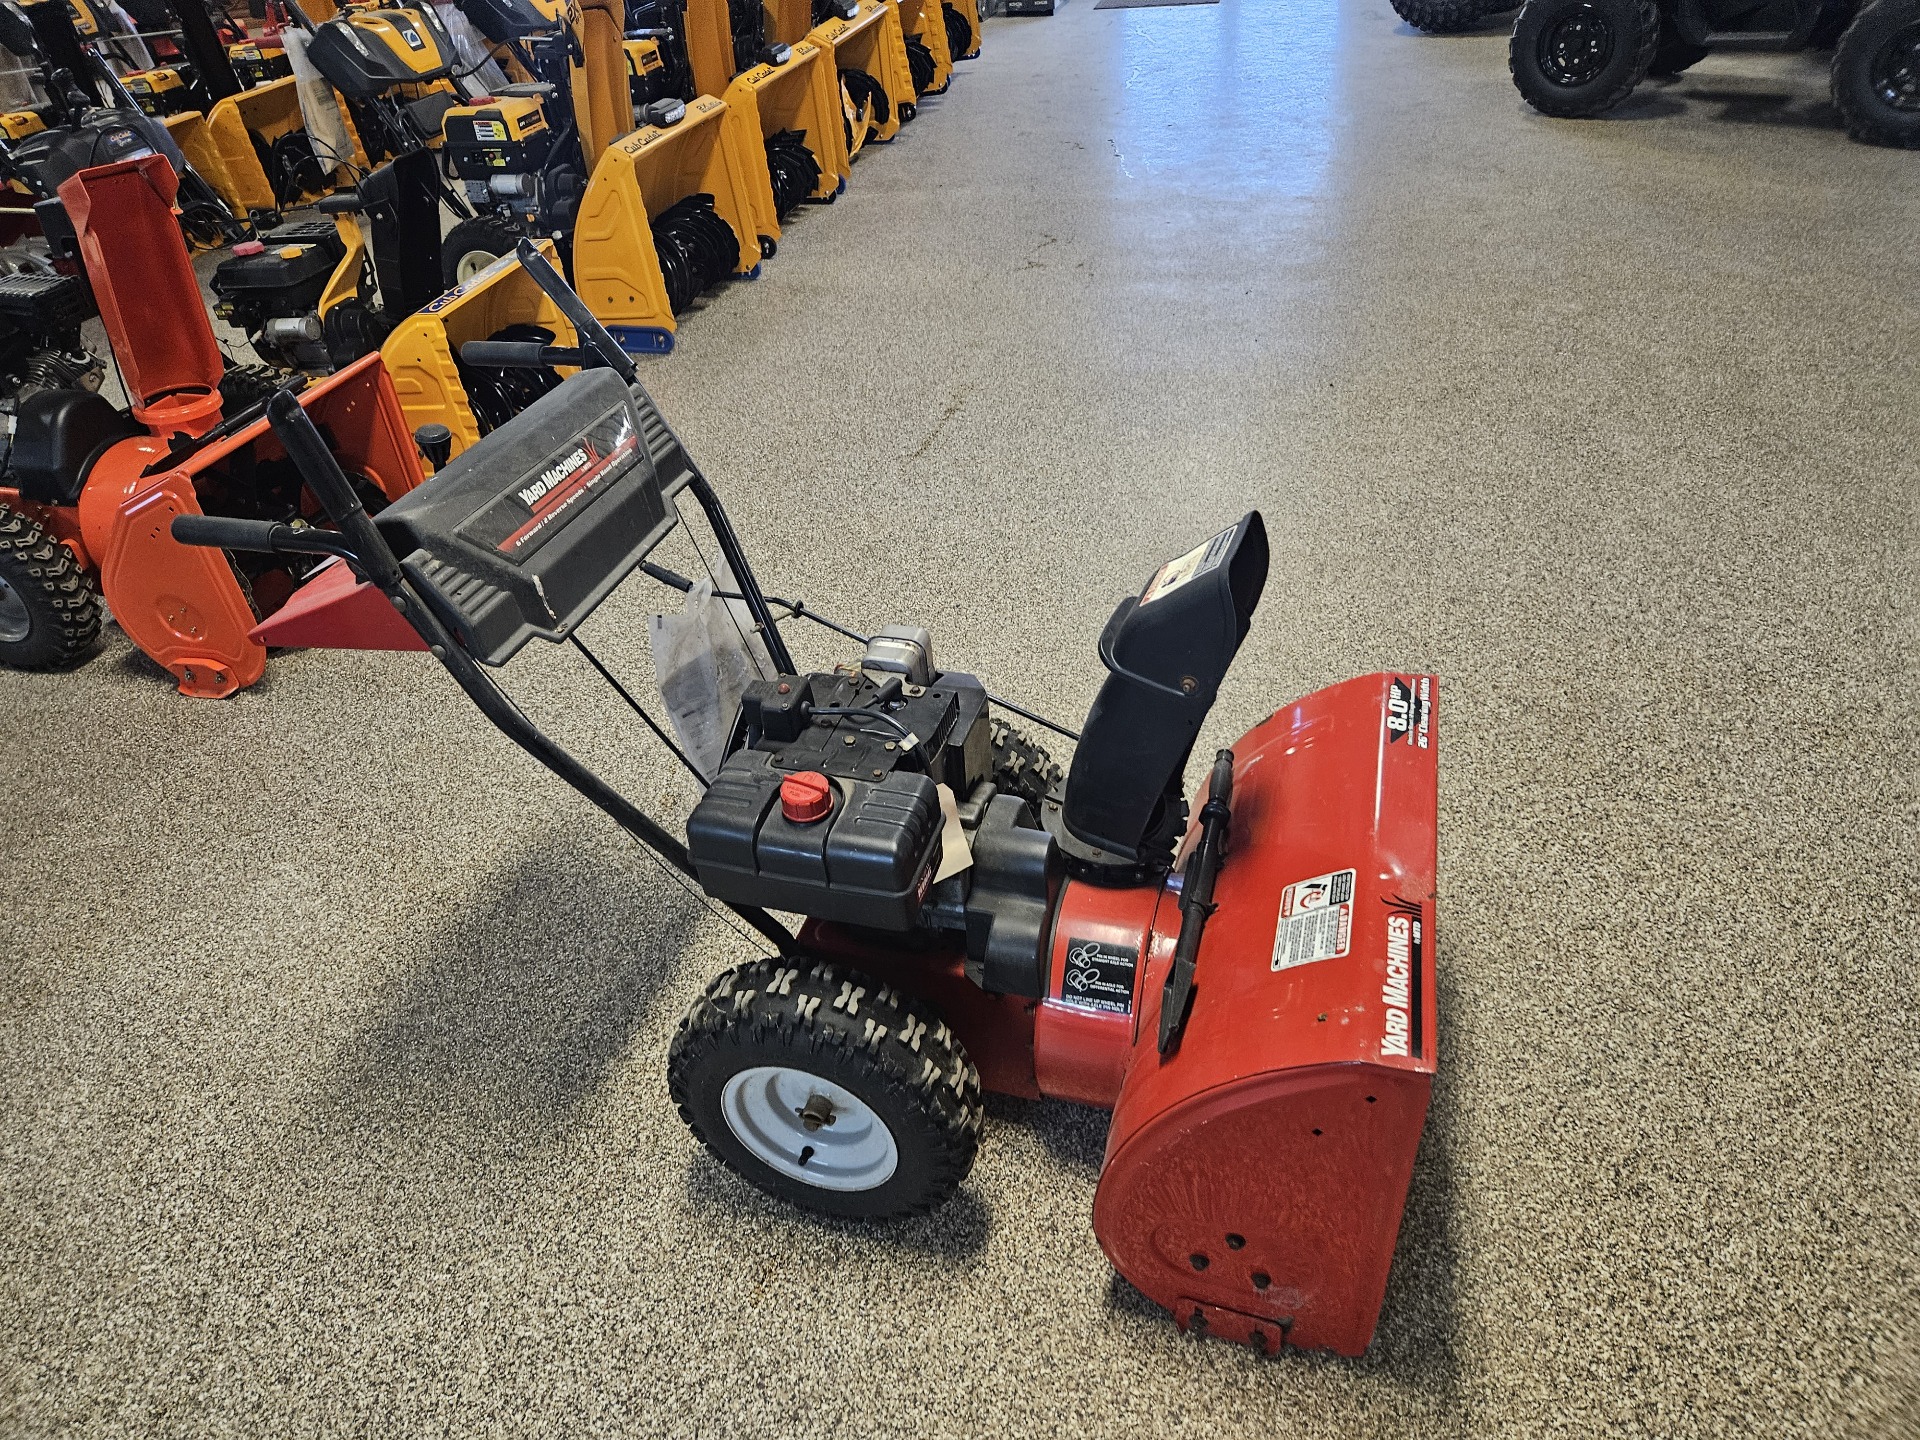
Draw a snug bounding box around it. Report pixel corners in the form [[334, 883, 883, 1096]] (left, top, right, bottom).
[[1392, 0, 1919, 148], [0, 0, 983, 692], [203, 0, 983, 400]]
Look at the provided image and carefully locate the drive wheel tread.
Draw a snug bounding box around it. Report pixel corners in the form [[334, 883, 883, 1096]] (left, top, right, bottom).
[[989, 717, 1064, 810], [1390, 0, 1510, 35], [441, 215, 525, 291], [0, 503, 101, 670], [668, 957, 982, 1219]]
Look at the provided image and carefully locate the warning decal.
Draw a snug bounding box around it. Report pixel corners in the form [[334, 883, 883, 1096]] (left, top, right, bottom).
[[1140, 521, 1236, 606], [1271, 867, 1355, 972]]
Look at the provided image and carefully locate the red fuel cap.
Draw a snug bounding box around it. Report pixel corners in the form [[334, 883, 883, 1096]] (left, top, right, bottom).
[[780, 771, 834, 824], [232, 239, 265, 255]]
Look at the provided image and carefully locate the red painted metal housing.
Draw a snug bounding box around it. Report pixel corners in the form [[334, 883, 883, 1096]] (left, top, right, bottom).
[[1092, 672, 1440, 1357]]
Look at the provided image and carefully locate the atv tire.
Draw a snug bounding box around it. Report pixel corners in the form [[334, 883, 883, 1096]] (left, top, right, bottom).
[[1389, 0, 1513, 35], [0, 503, 101, 670], [669, 957, 982, 1219], [1832, 0, 1920, 148], [989, 718, 1064, 811], [1510, 0, 1660, 117], [441, 216, 525, 291]]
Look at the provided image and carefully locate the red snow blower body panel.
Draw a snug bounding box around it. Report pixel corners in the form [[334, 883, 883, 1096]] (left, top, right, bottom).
[[1093, 672, 1439, 1357]]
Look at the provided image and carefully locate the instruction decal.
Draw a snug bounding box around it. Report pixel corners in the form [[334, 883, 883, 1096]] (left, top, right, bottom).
[[1140, 521, 1237, 606], [1059, 938, 1138, 1015], [1386, 676, 1430, 749], [1271, 868, 1355, 972]]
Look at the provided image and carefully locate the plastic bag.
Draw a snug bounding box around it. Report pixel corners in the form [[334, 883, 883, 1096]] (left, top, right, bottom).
[[432, 2, 512, 93], [651, 577, 773, 779], [282, 31, 356, 185]]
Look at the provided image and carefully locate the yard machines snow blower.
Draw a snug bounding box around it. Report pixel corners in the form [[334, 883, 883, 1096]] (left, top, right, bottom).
[[171, 241, 1442, 1356]]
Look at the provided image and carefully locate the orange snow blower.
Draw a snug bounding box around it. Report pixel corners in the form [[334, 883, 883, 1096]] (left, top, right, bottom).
[[0, 153, 420, 692]]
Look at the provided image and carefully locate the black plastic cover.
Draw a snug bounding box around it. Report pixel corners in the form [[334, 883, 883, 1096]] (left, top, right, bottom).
[[962, 793, 1060, 997], [374, 368, 676, 664], [306, 8, 456, 99], [0, 270, 93, 331], [210, 221, 346, 299], [9, 387, 142, 506], [455, 0, 558, 42], [687, 749, 943, 931], [1061, 512, 1268, 861]]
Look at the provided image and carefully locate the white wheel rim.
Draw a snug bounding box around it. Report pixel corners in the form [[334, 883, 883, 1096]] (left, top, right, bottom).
[[719, 1065, 899, 1192], [455, 248, 500, 284]]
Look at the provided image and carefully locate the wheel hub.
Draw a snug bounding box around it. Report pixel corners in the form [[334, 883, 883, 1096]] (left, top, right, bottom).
[[0, 574, 30, 643], [455, 248, 500, 285], [1872, 21, 1920, 112], [719, 1065, 899, 1191], [1540, 6, 1616, 87]]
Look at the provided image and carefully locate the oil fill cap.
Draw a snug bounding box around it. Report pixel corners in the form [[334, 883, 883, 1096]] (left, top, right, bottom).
[[780, 771, 834, 824], [277, 245, 306, 259]]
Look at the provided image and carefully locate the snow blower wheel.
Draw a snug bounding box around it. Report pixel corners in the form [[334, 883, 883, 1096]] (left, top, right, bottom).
[[1510, 0, 1660, 117], [0, 503, 102, 670], [668, 958, 983, 1218], [1389, 0, 1516, 34], [442, 215, 527, 291], [988, 718, 1064, 811], [1833, 0, 1920, 148]]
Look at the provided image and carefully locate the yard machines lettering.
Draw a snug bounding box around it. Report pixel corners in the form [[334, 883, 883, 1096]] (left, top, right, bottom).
[[172, 242, 1442, 1357]]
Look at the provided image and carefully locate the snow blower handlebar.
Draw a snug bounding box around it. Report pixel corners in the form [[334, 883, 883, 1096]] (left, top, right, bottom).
[[169, 386, 804, 959]]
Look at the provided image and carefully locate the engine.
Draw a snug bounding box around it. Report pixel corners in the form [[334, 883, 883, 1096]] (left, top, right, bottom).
[[209, 221, 349, 372], [687, 629, 1060, 996]]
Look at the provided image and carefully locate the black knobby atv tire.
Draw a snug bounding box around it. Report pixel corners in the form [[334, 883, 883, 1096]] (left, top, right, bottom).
[[1390, 0, 1513, 35], [441, 216, 525, 291], [668, 958, 983, 1219], [1832, 0, 1920, 148], [988, 718, 1064, 811], [1510, 0, 1660, 117], [0, 503, 101, 670]]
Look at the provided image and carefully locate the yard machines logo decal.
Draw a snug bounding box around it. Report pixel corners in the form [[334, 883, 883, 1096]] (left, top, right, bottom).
[[1059, 938, 1138, 1014], [456, 408, 641, 564], [1271, 868, 1355, 971], [1379, 898, 1424, 1060], [1386, 676, 1431, 748]]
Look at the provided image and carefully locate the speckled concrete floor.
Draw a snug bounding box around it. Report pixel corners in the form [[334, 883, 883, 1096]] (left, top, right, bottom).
[[4, 2, 1918, 1436]]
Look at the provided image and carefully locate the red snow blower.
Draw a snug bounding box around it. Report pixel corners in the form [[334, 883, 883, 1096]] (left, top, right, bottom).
[[173, 242, 1440, 1358]]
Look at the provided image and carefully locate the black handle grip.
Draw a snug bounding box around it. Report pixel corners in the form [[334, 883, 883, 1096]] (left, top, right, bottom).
[[170, 514, 289, 552], [459, 340, 554, 369]]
